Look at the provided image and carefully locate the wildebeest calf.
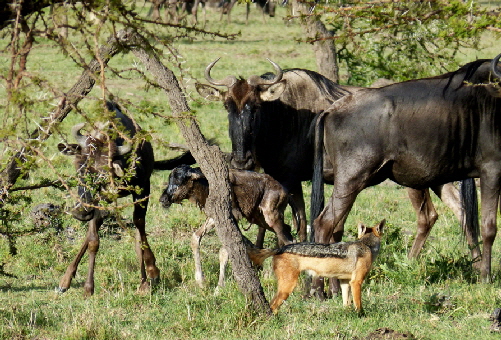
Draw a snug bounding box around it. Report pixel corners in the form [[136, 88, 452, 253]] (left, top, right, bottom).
[[160, 164, 296, 287], [57, 101, 159, 296]]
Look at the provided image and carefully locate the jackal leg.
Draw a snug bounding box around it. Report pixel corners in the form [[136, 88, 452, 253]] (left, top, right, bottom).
[[350, 263, 370, 312], [270, 257, 300, 313]]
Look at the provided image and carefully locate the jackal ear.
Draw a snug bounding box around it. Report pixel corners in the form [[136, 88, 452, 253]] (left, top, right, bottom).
[[375, 219, 386, 236], [195, 83, 225, 101], [357, 222, 367, 238]]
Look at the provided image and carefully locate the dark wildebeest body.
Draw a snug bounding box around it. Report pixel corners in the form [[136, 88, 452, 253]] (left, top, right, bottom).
[[196, 59, 480, 269], [313, 54, 501, 282], [57, 102, 159, 296], [159, 164, 296, 287]]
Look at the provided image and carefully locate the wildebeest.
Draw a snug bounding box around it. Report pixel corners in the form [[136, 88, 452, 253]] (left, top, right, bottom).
[[149, 0, 206, 25], [219, 0, 276, 24], [159, 164, 296, 287], [195, 58, 480, 265], [56, 101, 186, 296], [312, 53, 501, 282]]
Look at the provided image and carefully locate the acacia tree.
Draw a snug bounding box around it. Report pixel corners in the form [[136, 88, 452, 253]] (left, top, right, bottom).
[[0, 0, 270, 314], [291, 0, 501, 85]]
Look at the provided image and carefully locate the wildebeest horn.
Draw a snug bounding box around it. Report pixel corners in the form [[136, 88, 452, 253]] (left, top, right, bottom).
[[491, 53, 501, 80], [204, 58, 238, 87], [117, 143, 133, 155], [247, 58, 283, 86], [71, 123, 87, 147]]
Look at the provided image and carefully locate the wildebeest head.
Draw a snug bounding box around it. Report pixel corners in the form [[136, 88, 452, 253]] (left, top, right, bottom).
[[196, 58, 285, 170], [159, 165, 208, 209], [58, 116, 133, 221]]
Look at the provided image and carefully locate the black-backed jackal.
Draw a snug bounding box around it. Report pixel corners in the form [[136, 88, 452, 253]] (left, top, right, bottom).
[[247, 219, 385, 313]]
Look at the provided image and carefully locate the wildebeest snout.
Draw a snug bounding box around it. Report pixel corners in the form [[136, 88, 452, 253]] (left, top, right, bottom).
[[230, 151, 254, 170], [159, 185, 175, 209]]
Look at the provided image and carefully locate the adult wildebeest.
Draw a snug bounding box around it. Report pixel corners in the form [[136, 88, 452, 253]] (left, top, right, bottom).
[[159, 164, 296, 287], [312, 54, 501, 283], [57, 101, 191, 296], [195, 59, 480, 268], [219, 0, 276, 24], [149, 0, 206, 25]]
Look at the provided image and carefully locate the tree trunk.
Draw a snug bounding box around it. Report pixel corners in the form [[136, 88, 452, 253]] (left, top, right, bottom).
[[292, 0, 339, 82], [119, 29, 271, 314]]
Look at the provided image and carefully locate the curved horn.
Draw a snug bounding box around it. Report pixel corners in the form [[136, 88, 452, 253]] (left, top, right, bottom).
[[91, 121, 110, 140], [117, 142, 133, 155], [71, 123, 87, 147], [204, 58, 237, 87], [247, 58, 283, 86], [491, 53, 501, 80]]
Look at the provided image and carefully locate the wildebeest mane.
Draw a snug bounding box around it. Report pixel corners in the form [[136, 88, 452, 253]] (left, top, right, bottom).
[[261, 68, 350, 103], [435, 59, 492, 94]]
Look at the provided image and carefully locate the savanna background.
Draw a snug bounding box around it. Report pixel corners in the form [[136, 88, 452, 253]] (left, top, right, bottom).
[[1, 1, 501, 339]]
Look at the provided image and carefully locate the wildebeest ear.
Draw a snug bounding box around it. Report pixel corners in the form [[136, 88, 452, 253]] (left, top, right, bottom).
[[195, 83, 224, 101], [357, 222, 367, 238], [112, 160, 125, 177], [188, 167, 204, 180], [259, 81, 286, 102], [58, 143, 81, 155]]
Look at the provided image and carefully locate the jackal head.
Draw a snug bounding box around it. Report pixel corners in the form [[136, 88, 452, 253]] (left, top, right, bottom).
[[357, 219, 385, 239]]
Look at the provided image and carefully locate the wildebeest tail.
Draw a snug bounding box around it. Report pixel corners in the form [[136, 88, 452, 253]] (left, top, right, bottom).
[[310, 111, 327, 242], [246, 247, 279, 267], [154, 151, 196, 170], [460, 178, 480, 245]]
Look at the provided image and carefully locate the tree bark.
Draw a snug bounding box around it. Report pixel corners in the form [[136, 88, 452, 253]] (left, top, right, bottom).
[[119, 29, 271, 314], [292, 0, 339, 82]]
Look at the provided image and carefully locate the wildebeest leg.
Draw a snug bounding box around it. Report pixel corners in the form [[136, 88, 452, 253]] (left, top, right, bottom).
[[431, 183, 482, 262], [58, 211, 103, 295], [339, 279, 351, 307], [255, 227, 266, 248], [133, 194, 159, 292], [312, 182, 361, 299], [260, 193, 294, 246], [479, 175, 500, 283], [407, 188, 438, 258], [217, 246, 229, 288], [288, 183, 307, 242], [191, 217, 216, 287]]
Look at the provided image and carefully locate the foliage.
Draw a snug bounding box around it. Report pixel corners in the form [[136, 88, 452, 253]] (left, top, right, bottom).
[[309, 0, 501, 85]]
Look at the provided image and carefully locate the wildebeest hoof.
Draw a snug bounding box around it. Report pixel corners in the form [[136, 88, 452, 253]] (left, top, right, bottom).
[[490, 308, 501, 332], [150, 277, 160, 287], [55, 287, 67, 294]]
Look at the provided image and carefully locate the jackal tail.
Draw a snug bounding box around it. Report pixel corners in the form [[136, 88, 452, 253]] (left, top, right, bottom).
[[246, 247, 279, 267]]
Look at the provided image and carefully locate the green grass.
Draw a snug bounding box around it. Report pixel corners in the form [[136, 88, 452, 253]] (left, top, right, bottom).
[[2, 3, 501, 340]]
